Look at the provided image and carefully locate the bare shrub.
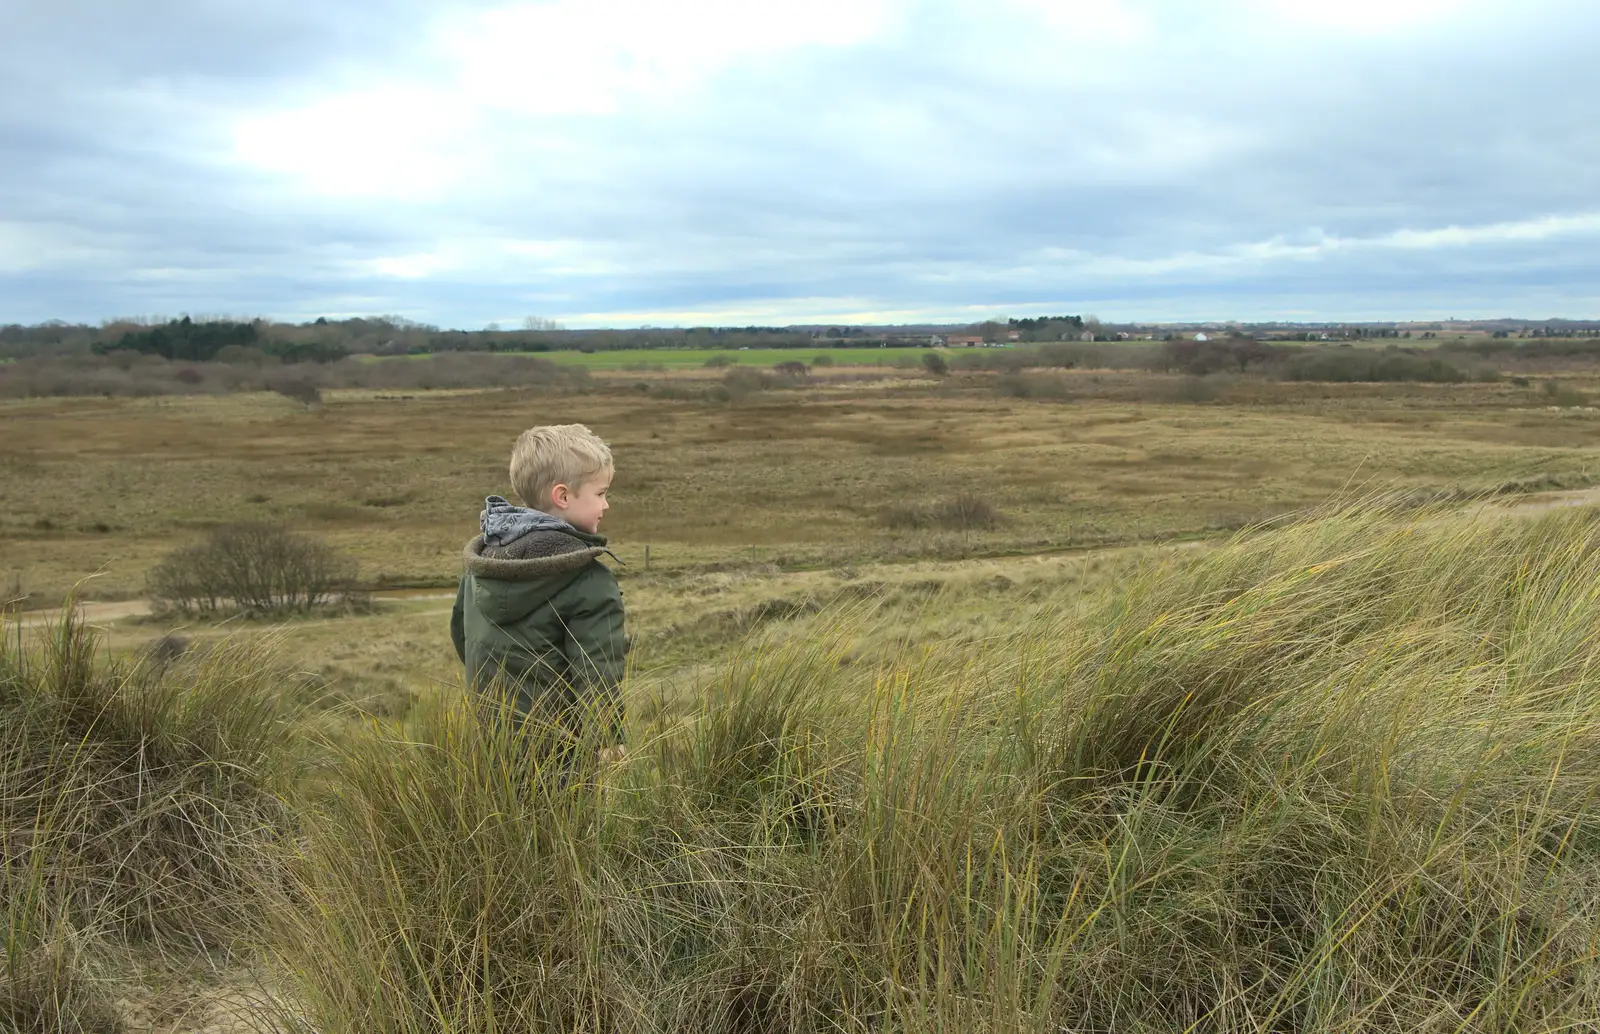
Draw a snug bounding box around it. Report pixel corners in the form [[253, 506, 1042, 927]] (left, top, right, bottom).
[[703, 354, 735, 368], [148, 523, 357, 615], [773, 360, 809, 378], [268, 375, 322, 408], [921, 352, 949, 377], [936, 493, 999, 530]]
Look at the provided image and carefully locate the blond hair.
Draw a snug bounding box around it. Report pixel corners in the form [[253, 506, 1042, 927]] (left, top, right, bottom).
[[508, 424, 613, 509]]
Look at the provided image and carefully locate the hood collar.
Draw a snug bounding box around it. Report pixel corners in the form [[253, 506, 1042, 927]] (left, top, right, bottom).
[[479, 495, 576, 546]]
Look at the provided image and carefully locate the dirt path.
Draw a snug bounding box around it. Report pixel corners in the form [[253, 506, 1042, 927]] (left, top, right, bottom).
[[12, 591, 456, 630]]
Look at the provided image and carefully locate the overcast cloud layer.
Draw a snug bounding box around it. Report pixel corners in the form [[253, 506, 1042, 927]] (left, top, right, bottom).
[[2, 0, 1597, 327]]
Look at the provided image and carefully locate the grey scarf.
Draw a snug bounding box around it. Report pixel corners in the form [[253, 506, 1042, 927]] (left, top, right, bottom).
[[479, 495, 577, 546]]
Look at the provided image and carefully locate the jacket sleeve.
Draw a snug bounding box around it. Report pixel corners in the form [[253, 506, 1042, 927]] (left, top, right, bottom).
[[450, 577, 467, 665], [561, 567, 627, 742]]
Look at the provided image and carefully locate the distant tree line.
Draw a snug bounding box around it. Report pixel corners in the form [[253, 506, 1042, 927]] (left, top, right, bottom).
[[6, 313, 1600, 366], [88, 316, 349, 364], [0, 316, 832, 361]]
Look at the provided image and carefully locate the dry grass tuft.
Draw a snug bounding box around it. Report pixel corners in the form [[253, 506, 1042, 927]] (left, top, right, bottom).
[[0, 958, 125, 1033], [1, 604, 298, 948]]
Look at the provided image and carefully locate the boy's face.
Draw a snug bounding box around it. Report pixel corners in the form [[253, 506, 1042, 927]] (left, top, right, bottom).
[[549, 468, 612, 534]]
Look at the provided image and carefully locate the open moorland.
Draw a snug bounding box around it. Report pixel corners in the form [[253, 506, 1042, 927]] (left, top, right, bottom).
[[9, 364, 1600, 711], [8, 359, 1600, 1032]]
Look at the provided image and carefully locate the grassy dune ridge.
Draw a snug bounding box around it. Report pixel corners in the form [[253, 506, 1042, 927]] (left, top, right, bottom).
[[7, 502, 1600, 1030], [268, 503, 1600, 1032], [1, 612, 297, 1031]]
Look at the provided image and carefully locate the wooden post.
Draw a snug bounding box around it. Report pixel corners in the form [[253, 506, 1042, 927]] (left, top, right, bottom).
[[645, 544, 651, 571]]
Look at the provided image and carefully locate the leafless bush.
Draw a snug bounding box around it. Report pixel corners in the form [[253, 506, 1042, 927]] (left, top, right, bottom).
[[148, 523, 358, 616], [268, 375, 322, 408], [938, 493, 1000, 530], [772, 360, 809, 377]]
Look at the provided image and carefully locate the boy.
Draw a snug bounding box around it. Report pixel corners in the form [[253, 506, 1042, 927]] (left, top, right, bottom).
[[451, 424, 626, 758]]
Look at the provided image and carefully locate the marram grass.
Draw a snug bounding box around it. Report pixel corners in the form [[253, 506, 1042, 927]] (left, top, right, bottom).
[[268, 502, 1600, 1032], [0, 604, 300, 1030], [11, 502, 1600, 1030]]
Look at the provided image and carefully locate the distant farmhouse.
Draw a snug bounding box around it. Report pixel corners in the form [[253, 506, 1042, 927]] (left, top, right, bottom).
[[945, 334, 985, 347]]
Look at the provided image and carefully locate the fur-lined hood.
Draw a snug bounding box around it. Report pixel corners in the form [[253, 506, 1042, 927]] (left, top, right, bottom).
[[461, 529, 614, 582]]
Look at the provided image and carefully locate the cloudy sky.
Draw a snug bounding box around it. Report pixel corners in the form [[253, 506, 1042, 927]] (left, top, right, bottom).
[[3, 0, 1597, 328]]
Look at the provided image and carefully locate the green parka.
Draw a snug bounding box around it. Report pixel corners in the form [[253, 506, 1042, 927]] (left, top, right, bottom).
[[450, 526, 626, 742]]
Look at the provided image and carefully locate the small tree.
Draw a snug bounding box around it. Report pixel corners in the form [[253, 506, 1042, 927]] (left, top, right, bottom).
[[921, 352, 949, 377], [149, 523, 356, 615]]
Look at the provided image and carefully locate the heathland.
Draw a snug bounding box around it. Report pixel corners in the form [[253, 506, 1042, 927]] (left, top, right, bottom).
[[7, 356, 1600, 1031]]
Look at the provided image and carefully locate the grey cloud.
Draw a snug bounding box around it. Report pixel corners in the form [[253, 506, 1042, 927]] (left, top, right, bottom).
[[3, 0, 1599, 326]]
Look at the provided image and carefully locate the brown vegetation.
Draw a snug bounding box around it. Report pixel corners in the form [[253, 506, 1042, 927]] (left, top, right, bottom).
[[7, 372, 1600, 609], [147, 524, 359, 616], [881, 494, 1000, 531]]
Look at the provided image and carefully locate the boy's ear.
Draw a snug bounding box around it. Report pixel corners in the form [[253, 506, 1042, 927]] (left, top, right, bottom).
[[549, 483, 570, 509]]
